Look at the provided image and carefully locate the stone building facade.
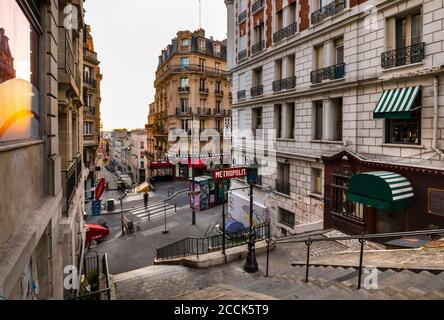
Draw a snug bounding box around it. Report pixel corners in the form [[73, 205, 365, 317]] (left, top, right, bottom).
[[83, 24, 102, 199], [147, 29, 232, 181], [226, 0, 444, 236], [0, 0, 88, 299]]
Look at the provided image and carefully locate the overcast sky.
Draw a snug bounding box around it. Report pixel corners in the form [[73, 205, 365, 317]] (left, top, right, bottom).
[[84, 0, 228, 131]]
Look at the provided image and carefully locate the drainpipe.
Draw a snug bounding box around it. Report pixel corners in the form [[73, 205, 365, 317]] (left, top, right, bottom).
[[432, 76, 444, 158]]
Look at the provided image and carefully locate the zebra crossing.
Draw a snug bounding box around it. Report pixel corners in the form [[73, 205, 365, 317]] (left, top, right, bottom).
[[124, 201, 177, 224]]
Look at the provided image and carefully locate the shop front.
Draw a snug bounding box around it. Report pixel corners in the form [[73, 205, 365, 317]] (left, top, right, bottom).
[[174, 158, 206, 181], [148, 161, 173, 182], [323, 150, 444, 235]]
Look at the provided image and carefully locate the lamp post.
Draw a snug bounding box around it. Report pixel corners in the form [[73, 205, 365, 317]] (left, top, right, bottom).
[[244, 163, 259, 273], [220, 154, 226, 261]]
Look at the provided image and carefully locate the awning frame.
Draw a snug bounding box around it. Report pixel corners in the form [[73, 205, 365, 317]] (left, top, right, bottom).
[[373, 86, 421, 119]]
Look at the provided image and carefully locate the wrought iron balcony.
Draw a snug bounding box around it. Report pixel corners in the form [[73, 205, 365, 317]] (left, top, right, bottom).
[[238, 49, 247, 62], [213, 109, 227, 117], [199, 87, 209, 94], [252, 0, 265, 14], [381, 42, 425, 69], [250, 85, 264, 97], [273, 21, 298, 43], [311, 63, 345, 84], [215, 89, 224, 96], [275, 179, 290, 195], [178, 86, 190, 93], [311, 0, 346, 25], [83, 77, 97, 87], [62, 155, 82, 213], [237, 90, 246, 100], [238, 10, 247, 24], [252, 40, 265, 55], [273, 76, 296, 92], [196, 107, 212, 117], [176, 107, 191, 116]]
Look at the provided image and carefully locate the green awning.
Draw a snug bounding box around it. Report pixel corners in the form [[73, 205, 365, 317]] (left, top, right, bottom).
[[373, 86, 421, 119], [348, 171, 414, 211]]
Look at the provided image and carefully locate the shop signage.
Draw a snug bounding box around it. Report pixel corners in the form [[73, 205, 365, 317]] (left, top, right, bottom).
[[95, 178, 106, 201], [214, 167, 247, 180]]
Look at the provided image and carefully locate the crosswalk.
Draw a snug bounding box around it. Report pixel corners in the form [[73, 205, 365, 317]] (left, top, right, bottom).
[[124, 201, 177, 224]]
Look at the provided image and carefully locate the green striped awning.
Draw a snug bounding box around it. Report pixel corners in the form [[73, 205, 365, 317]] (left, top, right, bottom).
[[373, 86, 421, 119], [348, 171, 414, 211]]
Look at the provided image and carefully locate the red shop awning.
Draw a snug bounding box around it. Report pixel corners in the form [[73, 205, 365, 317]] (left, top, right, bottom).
[[188, 158, 206, 169]]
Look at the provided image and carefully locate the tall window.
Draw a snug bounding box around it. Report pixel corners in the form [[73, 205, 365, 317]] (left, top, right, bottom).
[[315, 45, 324, 69], [140, 141, 144, 149], [180, 77, 189, 88], [216, 100, 222, 112], [313, 101, 323, 140], [253, 107, 263, 131], [199, 78, 206, 90], [332, 175, 364, 222], [334, 38, 344, 65], [332, 97, 343, 142], [215, 62, 221, 75], [181, 119, 188, 131], [0, 0, 40, 143], [180, 98, 188, 111], [276, 162, 290, 195], [199, 39, 206, 51], [199, 58, 205, 71], [181, 57, 189, 68], [84, 122, 93, 135], [311, 168, 322, 195]]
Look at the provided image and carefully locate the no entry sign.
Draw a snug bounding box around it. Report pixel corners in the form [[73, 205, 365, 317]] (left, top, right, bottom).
[[214, 167, 247, 180]]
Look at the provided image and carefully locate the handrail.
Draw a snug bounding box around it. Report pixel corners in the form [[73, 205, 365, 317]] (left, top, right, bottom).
[[274, 228, 444, 290], [275, 228, 444, 244], [156, 223, 270, 260]]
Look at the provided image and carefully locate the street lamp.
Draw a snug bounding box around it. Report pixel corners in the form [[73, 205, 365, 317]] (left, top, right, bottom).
[[244, 163, 259, 273]]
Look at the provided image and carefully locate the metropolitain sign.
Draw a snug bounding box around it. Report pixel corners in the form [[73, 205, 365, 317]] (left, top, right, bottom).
[[213, 167, 247, 180]]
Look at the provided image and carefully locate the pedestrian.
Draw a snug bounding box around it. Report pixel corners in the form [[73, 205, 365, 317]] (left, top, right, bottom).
[[143, 192, 149, 209]]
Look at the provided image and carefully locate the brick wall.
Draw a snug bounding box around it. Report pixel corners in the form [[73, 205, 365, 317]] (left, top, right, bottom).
[[299, 0, 309, 32], [266, 0, 273, 48]]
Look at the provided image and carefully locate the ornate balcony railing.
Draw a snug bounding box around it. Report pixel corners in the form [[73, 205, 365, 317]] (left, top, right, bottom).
[[310, 63, 345, 84], [238, 49, 248, 62], [213, 109, 227, 117], [156, 64, 227, 85], [238, 10, 247, 24], [311, 0, 346, 25], [178, 86, 190, 93], [62, 155, 82, 213], [252, 0, 265, 14], [273, 21, 298, 43], [176, 107, 191, 116], [83, 77, 97, 87], [250, 85, 264, 97], [237, 90, 246, 100], [273, 76, 296, 92], [381, 42, 425, 69], [196, 107, 212, 117], [215, 89, 224, 96], [252, 40, 265, 55], [199, 87, 209, 94]]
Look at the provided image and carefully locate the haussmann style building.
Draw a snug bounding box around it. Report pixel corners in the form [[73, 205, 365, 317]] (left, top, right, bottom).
[[225, 0, 444, 236]]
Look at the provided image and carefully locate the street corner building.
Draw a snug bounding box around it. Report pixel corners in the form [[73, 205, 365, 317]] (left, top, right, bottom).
[[0, 0, 102, 299], [146, 28, 233, 182], [225, 0, 444, 237]]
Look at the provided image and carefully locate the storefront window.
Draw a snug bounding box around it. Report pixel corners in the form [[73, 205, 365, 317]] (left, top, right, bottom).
[[331, 175, 364, 222], [385, 109, 421, 145], [0, 0, 40, 143]]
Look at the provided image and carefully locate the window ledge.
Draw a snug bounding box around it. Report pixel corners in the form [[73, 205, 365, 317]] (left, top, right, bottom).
[[309, 8, 352, 30], [275, 191, 291, 198], [381, 62, 424, 73], [310, 78, 345, 87], [309, 192, 323, 200], [0, 139, 44, 153], [310, 140, 344, 145], [277, 138, 296, 142], [381, 143, 425, 149]]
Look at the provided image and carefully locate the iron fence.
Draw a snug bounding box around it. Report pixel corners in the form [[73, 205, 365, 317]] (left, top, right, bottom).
[[238, 49, 248, 62], [252, 40, 265, 55], [156, 223, 270, 260], [238, 10, 247, 24], [252, 0, 265, 14], [273, 21, 298, 43], [250, 85, 264, 97]]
